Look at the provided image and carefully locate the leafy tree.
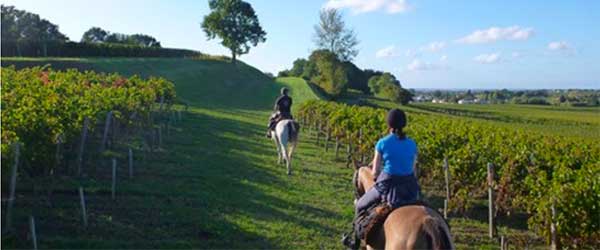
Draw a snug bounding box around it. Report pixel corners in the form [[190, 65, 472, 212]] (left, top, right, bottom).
[[313, 8, 359, 62], [308, 49, 348, 97], [277, 70, 290, 77], [81, 27, 108, 43], [301, 60, 319, 80], [129, 34, 161, 47], [202, 0, 266, 64], [1, 5, 68, 56], [289, 58, 308, 76], [343, 62, 369, 93], [368, 72, 412, 104]]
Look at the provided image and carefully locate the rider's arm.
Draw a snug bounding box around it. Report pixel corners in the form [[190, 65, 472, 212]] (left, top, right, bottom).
[[274, 96, 281, 111], [371, 150, 382, 180]]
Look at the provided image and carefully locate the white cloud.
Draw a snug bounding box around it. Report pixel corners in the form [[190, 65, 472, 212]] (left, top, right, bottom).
[[440, 55, 448, 62], [511, 52, 521, 58], [473, 53, 501, 64], [324, 0, 410, 14], [375, 45, 401, 58], [457, 26, 534, 44], [420, 41, 446, 52], [404, 49, 419, 58], [548, 41, 570, 51], [407, 59, 445, 71]]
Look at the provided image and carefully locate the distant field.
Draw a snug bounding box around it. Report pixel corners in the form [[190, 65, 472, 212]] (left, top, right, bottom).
[[410, 102, 600, 139]]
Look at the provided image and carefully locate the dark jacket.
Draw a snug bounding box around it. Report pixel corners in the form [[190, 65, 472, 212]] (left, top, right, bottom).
[[274, 95, 292, 113]]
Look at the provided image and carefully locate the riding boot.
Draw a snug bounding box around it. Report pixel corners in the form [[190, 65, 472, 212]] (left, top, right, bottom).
[[266, 129, 272, 139], [341, 228, 359, 250]]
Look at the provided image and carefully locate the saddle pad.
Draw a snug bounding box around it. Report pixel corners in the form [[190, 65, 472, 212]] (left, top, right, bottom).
[[355, 202, 393, 242]]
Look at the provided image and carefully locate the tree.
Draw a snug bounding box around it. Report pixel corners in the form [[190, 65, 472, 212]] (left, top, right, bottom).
[[202, 0, 266, 64], [309, 49, 348, 97], [289, 58, 308, 76], [1, 5, 68, 56], [129, 34, 161, 47], [368, 72, 412, 104], [343, 62, 369, 94], [313, 8, 359, 62], [81, 27, 108, 43]]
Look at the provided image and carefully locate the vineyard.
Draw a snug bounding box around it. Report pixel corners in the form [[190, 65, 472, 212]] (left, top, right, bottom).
[[1, 66, 182, 248], [297, 99, 600, 248]]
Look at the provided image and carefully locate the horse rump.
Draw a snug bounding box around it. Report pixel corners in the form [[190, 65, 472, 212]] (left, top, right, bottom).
[[286, 121, 300, 141]]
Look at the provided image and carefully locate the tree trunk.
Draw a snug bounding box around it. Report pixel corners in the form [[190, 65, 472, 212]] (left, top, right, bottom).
[[231, 50, 237, 64]]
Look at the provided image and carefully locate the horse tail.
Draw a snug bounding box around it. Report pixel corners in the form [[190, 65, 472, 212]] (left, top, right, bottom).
[[421, 215, 453, 250], [287, 121, 299, 141]]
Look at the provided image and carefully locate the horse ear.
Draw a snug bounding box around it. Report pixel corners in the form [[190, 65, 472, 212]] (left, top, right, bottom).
[[353, 158, 362, 170]]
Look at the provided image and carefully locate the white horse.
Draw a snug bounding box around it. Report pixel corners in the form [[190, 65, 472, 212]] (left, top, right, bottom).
[[270, 119, 300, 175]]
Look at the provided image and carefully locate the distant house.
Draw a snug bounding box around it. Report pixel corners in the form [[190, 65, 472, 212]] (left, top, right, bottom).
[[432, 99, 446, 104], [458, 98, 475, 104], [458, 98, 488, 104], [414, 95, 432, 102]]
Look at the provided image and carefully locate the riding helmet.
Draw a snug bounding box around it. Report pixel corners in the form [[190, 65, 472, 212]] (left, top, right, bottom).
[[386, 109, 406, 129], [281, 87, 289, 95]]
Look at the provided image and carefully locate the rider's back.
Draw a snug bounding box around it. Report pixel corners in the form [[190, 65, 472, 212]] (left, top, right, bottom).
[[376, 134, 417, 176]]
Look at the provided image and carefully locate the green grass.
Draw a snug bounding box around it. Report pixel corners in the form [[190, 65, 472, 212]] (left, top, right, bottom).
[[1, 58, 547, 249]]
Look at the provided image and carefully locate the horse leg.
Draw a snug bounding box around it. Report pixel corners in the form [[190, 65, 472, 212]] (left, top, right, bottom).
[[273, 136, 283, 164], [286, 140, 297, 175], [280, 142, 291, 175]]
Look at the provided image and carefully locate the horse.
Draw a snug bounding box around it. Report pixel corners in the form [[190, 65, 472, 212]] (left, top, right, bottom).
[[270, 119, 299, 175], [353, 165, 454, 250]]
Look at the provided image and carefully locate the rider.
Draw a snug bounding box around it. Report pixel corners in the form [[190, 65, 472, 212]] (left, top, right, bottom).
[[266, 87, 293, 138], [342, 108, 421, 249]]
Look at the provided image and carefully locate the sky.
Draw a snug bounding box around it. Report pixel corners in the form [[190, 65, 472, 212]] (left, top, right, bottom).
[[2, 0, 599, 89]]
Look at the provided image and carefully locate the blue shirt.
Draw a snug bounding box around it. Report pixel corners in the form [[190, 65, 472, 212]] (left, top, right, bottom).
[[375, 134, 417, 176]]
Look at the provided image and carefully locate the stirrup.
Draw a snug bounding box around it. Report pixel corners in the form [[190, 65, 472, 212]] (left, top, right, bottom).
[[341, 232, 359, 250]]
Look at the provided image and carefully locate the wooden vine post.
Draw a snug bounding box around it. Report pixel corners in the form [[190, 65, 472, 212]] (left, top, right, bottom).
[[159, 95, 165, 112], [443, 157, 450, 218], [77, 117, 89, 176], [335, 136, 341, 159], [29, 216, 38, 250], [79, 187, 88, 228], [487, 162, 496, 238], [316, 121, 321, 146], [101, 111, 113, 152], [550, 199, 559, 250], [325, 127, 331, 152], [5, 143, 20, 231], [359, 128, 364, 163], [128, 148, 134, 178], [112, 158, 117, 200], [55, 134, 64, 172]]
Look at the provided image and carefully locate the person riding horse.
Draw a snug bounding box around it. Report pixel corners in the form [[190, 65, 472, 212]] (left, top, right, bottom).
[[343, 108, 421, 249], [266, 87, 293, 138]]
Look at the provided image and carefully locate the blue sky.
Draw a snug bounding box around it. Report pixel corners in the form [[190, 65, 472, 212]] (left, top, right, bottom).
[[2, 0, 599, 89]]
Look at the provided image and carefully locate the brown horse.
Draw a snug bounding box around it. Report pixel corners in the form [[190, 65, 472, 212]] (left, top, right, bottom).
[[353, 166, 454, 250]]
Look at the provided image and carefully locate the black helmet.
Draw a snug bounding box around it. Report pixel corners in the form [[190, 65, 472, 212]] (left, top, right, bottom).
[[281, 87, 289, 95], [386, 109, 406, 129]]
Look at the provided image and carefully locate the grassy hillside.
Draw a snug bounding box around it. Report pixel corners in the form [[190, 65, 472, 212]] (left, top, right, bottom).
[[2, 58, 544, 249]]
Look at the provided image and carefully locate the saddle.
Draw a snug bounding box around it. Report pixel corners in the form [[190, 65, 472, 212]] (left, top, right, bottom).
[[354, 202, 393, 242], [268, 112, 293, 129]]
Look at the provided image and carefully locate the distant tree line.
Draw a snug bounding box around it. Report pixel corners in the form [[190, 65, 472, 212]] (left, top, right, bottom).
[[278, 8, 412, 104], [81, 27, 161, 47], [418, 89, 600, 106], [1, 5, 201, 57]]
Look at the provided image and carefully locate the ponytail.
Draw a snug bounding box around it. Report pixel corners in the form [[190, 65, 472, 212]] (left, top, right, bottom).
[[392, 128, 406, 140]]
